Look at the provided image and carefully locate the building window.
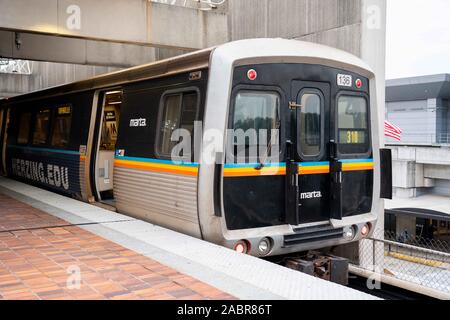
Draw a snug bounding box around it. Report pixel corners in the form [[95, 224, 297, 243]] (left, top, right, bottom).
[[158, 91, 199, 158], [51, 105, 72, 148], [17, 112, 32, 144], [32, 109, 51, 145]]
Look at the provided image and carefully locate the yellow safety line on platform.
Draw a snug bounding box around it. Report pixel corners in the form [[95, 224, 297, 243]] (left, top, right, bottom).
[[386, 251, 450, 269]]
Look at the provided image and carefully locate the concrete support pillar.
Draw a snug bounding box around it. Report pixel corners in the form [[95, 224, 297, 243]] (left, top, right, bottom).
[[359, 0, 387, 271]]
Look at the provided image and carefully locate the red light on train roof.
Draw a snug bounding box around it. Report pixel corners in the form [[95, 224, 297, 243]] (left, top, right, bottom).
[[355, 78, 363, 89], [247, 69, 257, 81]]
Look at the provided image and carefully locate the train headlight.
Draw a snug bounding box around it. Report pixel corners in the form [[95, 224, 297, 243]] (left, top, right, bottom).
[[258, 238, 272, 255], [343, 226, 356, 241], [361, 224, 371, 237], [234, 240, 249, 254]]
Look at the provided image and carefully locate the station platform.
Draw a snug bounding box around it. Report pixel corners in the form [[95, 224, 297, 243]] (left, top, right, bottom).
[[0, 177, 377, 300], [0, 193, 233, 300]]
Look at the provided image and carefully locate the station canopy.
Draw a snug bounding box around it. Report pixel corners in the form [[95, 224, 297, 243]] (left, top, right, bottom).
[[386, 194, 450, 222]]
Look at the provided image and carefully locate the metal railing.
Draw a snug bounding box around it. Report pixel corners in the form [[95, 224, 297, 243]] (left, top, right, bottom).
[[386, 133, 450, 145], [354, 231, 450, 294], [384, 231, 450, 254], [439, 133, 450, 144], [0, 59, 33, 75]]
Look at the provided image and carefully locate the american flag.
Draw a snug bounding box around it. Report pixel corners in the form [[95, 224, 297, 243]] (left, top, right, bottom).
[[384, 120, 402, 141]]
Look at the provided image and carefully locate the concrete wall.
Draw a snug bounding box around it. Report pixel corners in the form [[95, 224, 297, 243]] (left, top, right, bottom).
[[0, 1, 228, 67], [2, 0, 386, 97], [386, 99, 435, 144], [434, 179, 450, 197], [228, 0, 362, 56], [0, 0, 149, 43], [0, 74, 40, 98], [149, 3, 228, 49], [386, 98, 450, 145], [389, 145, 450, 198]]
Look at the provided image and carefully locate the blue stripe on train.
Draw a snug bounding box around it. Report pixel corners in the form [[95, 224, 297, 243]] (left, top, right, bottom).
[[223, 159, 374, 169], [115, 156, 199, 167], [7, 145, 80, 155]]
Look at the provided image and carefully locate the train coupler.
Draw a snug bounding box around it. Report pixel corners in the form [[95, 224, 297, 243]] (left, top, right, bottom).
[[283, 251, 349, 285]]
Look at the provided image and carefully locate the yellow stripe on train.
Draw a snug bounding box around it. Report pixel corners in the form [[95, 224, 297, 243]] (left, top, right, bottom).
[[112, 158, 374, 177], [223, 167, 286, 177]]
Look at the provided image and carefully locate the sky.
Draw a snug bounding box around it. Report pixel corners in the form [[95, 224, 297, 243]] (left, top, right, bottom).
[[386, 0, 450, 80]]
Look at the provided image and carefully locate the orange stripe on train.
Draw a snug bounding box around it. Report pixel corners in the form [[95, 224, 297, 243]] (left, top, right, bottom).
[[114, 160, 199, 177]]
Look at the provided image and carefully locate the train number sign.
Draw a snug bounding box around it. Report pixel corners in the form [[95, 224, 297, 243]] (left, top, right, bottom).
[[337, 74, 353, 87]]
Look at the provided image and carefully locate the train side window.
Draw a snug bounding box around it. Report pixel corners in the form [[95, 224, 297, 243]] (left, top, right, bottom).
[[51, 105, 72, 148], [337, 95, 369, 154], [159, 94, 182, 156], [17, 112, 32, 144], [32, 109, 51, 145], [180, 93, 198, 133], [157, 91, 199, 158], [298, 90, 323, 157]]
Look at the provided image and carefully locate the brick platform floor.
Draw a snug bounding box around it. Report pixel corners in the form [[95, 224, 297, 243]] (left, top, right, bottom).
[[0, 193, 235, 300]]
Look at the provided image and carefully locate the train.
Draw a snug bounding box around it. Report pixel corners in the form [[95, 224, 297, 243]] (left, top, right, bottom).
[[0, 38, 392, 257]]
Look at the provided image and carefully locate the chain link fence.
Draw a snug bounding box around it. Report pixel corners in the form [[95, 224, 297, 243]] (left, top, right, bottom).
[[384, 231, 450, 253], [355, 231, 450, 294]]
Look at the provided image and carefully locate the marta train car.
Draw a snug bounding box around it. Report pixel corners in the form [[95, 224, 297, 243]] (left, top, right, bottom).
[[0, 39, 392, 257]]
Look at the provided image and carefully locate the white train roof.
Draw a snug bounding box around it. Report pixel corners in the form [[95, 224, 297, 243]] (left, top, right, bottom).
[[213, 38, 374, 78]]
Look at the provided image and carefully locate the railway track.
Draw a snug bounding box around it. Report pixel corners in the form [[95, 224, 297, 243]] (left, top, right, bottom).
[[347, 274, 435, 300]]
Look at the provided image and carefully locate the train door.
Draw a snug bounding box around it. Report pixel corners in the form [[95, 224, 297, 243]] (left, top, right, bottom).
[[286, 81, 332, 225], [0, 108, 9, 176], [94, 90, 122, 205], [0, 108, 4, 175]]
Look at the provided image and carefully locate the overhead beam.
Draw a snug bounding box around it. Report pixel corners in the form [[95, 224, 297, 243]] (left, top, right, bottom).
[[0, 30, 187, 67]]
